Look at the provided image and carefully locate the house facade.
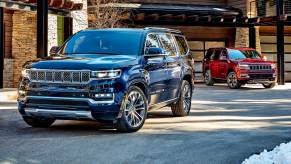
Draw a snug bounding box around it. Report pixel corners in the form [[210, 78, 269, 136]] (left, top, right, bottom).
[[2, 0, 291, 88], [2, 0, 88, 88]]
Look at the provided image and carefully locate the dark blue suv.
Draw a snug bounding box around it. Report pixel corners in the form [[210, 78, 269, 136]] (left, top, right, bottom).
[[18, 28, 195, 132]]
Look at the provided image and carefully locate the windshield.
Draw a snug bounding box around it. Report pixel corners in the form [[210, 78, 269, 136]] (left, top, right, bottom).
[[228, 50, 262, 60], [59, 30, 143, 56]]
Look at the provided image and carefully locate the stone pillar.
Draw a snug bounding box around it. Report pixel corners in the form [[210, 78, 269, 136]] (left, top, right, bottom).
[[3, 58, 14, 88], [71, 0, 88, 33], [48, 15, 58, 54], [12, 11, 37, 87], [235, 27, 261, 52]]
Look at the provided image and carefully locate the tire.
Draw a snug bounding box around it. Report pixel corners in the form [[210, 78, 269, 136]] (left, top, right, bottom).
[[23, 117, 55, 128], [116, 86, 148, 132], [204, 70, 215, 86], [262, 82, 276, 89], [227, 72, 241, 89], [171, 80, 192, 117]]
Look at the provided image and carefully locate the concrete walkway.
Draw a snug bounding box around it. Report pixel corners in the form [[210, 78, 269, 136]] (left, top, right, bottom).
[[0, 84, 291, 164]]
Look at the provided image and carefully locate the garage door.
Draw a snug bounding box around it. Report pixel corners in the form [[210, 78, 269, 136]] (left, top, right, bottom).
[[188, 40, 226, 81], [260, 35, 291, 81]]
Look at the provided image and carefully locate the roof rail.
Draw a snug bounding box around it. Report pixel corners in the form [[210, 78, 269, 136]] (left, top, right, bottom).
[[144, 27, 182, 34]]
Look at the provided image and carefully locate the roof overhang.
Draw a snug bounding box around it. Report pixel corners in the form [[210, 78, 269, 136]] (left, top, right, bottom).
[[89, 3, 253, 27], [0, 0, 83, 16]]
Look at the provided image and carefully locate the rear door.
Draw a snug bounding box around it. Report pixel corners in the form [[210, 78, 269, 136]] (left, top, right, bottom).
[[144, 33, 168, 105], [158, 33, 182, 100], [218, 49, 229, 78], [210, 49, 221, 78]]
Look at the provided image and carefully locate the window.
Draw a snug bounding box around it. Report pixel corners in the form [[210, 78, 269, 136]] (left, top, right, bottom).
[[145, 34, 161, 54], [60, 31, 143, 56], [175, 35, 188, 55], [159, 33, 177, 56], [211, 49, 221, 60], [228, 50, 261, 60]]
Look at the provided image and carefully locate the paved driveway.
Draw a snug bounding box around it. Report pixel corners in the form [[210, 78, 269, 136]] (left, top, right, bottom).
[[1, 84, 291, 164]]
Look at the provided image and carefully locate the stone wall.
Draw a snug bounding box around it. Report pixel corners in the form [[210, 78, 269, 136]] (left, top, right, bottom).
[[12, 11, 37, 87], [4, 9, 13, 58], [235, 27, 261, 52], [3, 59, 14, 88]]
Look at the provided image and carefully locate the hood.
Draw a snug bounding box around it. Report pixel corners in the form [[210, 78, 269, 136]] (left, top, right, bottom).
[[235, 58, 273, 64], [27, 54, 139, 70]]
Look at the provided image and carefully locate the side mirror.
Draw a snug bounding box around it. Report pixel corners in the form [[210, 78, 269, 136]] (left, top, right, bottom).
[[49, 46, 60, 55], [145, 47, 166, 57]]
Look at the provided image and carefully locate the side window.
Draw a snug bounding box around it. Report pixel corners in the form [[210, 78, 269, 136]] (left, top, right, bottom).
[[159, 33, 177, 56], [145, 34, 161, 54], [220, 49, 228, 60], [174, 35, 188, 55], [211, 49, 221, 60], [205, 49, 214, 59]]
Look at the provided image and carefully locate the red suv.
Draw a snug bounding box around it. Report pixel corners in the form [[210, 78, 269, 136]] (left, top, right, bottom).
[[203, 48, 276, 89]]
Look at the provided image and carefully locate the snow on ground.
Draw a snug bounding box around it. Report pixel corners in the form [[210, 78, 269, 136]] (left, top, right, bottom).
[[242, 142, 291, 164]]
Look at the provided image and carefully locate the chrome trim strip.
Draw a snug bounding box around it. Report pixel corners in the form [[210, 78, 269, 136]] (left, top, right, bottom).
[[25, 108, 94, 120], [25, 95, 115, 104]]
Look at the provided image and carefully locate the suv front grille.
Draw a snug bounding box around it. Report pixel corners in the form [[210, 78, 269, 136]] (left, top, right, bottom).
[[28, 69, 91, 84], [249, 65, 271, 70]]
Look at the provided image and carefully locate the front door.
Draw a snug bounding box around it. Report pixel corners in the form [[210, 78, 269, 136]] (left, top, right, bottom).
[[144, 33, 168, 105]]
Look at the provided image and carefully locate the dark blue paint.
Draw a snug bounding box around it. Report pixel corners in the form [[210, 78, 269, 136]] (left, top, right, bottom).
[[18, 28, 195, 122]]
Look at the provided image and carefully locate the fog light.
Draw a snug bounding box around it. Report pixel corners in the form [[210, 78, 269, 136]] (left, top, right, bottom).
[[94, 93, 113, 99], [240, 74, 249, 78]]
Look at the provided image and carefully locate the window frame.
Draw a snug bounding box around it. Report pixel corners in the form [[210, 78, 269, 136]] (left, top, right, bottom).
[[173, 34, 190, 56]]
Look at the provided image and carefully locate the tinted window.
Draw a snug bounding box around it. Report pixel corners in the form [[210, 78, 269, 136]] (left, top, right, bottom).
[[205, 49, 214, 59], [60, 30, 143, 56], [144, 34, 162, 55], [228, 50, 261, 60], [159, 34, 177, 56], [211, 49, 221, 60], [175, 35, 188, 55]]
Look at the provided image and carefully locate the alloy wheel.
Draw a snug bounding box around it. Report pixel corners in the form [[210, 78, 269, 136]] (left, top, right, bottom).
[[124, 90, 146, 128], [228, 73, 238, 88], [182, 84, 191, 113]]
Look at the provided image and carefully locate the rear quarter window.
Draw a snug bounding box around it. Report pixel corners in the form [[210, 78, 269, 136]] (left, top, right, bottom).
[[174, 35, 189, 55]]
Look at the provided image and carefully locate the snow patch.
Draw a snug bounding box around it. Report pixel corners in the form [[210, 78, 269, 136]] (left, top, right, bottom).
[[242, 142, 291, 164]]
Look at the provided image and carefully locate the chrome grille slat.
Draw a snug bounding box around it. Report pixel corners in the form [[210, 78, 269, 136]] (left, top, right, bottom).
[[28, 69, 91, 84], [250, 65, 271, 70]]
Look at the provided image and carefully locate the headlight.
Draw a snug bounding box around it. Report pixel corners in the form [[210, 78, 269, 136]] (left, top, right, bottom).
[[91, 70, 122, 79], [238, 64, 249, 70], [21, 69, 29, 78], [271, 64, 276, 69]]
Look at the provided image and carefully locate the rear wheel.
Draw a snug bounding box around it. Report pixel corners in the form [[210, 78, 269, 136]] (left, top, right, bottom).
[[116, 86, 148, 132], [23, 117, 55, 128], [204, 70, 215, 86], [227, 72, 241, 89], [171, 80, 192, 117], [262, 82, 276, 89]]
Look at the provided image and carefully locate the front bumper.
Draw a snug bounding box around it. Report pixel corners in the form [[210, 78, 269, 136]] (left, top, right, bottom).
[[18, 77, 127, 122], [238, 73, 276, 83]]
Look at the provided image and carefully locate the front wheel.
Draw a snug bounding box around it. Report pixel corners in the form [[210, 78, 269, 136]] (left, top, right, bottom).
[[171, 80, 192, 117], [204, 70, 215, 86], [23, 117, 55, 128], [262, 82, 276, 89], [227, 72, 242, 89], [116, 86, 148, 132]]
